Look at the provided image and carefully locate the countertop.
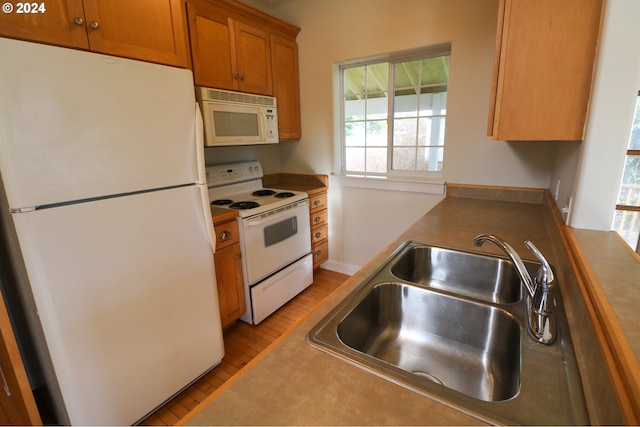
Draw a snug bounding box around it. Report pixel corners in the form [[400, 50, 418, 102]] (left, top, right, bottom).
[[184, 188, 565, 425], [262, 173, 328, 195], [186, 185, 639, 425], [210, 207, 237, 225]]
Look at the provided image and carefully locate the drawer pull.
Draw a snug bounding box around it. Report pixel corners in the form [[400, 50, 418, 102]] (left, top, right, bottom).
[[314, 232, 322, 239], [219, 231, 231, 240], [313, 216, 321, 224], [314, 250, 322, 258], [313, 200, 321, 207]]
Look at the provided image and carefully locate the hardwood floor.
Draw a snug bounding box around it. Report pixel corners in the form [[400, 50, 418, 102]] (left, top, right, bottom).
[[141, 268, 350, 426]]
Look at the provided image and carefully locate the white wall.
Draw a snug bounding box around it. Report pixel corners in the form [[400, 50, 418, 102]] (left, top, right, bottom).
[[569, 0, 640, 231], [251, 0, 562, 272]]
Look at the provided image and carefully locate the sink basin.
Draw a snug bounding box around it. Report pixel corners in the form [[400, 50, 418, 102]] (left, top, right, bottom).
[[307, 240, 590, 425], [337, 282, 521, 402], [390, 245, 523, 303]]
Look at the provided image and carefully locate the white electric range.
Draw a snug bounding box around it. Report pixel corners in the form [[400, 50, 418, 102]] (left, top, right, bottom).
[[207, 161, 313, 324]]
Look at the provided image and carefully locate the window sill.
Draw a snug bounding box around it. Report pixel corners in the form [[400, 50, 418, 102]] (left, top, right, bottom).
[[336, 174, 446, 195]]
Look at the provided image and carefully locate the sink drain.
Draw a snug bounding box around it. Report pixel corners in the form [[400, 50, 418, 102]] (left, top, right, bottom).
[[412, 371, 444, 386]]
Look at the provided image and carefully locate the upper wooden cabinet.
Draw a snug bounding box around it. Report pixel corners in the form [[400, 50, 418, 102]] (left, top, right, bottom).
[[488, 0, 602, 141], [186, 0, 302, 139], [187, 0, 272, 95], [271, 32, 301, 140], [0, 0, 190, 68]]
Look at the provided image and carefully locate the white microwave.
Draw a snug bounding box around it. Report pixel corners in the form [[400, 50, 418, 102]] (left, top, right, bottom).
[[197, 87, 278, 146]]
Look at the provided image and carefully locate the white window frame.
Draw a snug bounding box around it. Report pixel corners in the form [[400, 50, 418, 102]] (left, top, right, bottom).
[[338, 45, 451, 189]]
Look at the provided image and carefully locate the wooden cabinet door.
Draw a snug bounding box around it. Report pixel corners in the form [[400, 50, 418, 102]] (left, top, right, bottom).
[[233, 21, 272, 95], [186, 0, 272, 95], [0, 0, 88, 48], [488, 0, 602, 140], [187, 1, 236, 89], [213, 243, 245, 328], [271, 33, 301, 139], [0, 292, 41, 425], [82, 0, 189, 67]]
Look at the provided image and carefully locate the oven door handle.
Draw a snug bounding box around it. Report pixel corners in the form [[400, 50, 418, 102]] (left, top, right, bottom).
[[243, 203, 308, 228], [245, 214, 293, 228]]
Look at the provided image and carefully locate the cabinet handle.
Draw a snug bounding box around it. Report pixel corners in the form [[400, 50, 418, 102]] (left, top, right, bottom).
[[240, 75, 245, 81], [313, 217, 321, 224], [235, 254, 241, 260], [314, 250, 322, 258], [219, 231, 231, 240], [314, 232, 322, 239], [313, 200, 321, 207], [74, 17, 84, 25], [89, 21, 99, 30]]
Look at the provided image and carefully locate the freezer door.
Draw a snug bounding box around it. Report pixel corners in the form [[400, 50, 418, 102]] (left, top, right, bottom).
[[0, 38, 199, 209], [11, 186, 224, 426]]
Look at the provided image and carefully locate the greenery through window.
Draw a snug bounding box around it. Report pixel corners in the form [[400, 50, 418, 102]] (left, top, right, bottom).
[[341, 48, 450, 178], [613, 91, 640, 254]]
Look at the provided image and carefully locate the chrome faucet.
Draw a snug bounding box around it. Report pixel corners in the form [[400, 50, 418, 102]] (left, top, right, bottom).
[[474, 234, 556, 345]]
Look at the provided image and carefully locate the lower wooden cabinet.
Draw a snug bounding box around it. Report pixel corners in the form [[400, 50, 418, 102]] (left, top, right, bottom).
[[309, 191, 329, 269], [0, 291, 41, 425], [213, 219, 245, 328]]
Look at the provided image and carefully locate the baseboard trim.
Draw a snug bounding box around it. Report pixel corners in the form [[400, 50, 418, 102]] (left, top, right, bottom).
[[319, 259, 361, 276]]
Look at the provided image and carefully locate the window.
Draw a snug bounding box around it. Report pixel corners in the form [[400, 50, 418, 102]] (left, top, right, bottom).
[[612, 91, 640, 254], [341, 47, 450, 179]]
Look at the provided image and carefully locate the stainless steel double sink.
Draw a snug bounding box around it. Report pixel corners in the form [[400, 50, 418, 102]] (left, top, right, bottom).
[[307, 240, 589, 425]]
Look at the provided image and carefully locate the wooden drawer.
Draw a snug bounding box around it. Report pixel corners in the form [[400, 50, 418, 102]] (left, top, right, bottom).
[[311, 224, 328, 245], [309, 192, 327, 213], [215, 220, 239, 250], [312, 241, 329, 269], [310, 209, 327, 228]]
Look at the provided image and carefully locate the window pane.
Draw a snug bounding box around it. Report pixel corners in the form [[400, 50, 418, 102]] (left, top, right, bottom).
[[393, 118, 417, 146], [367, 62, 389, 94], [617, 155, 640, 206], [629, 95, 640, 150], [345, 147, 365, 171], [345, 122, 365, 147], [366, 147, 387, 172], [392, 147, 416, 170], [344, 66, 365, 99], [419, 117, 446, 146], [366, 121, 387, 147], [613, 210, 640, 250], [420, 55, 450, 86], [416, 146, 444, 172], [420, 91, 447, 116], [394, 92, 418, 118], [394, 59, 419, 90], [366, 97, 388, 120]]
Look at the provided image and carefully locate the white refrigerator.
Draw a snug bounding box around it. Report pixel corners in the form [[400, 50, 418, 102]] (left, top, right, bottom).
[[0, 38, 224, 425]]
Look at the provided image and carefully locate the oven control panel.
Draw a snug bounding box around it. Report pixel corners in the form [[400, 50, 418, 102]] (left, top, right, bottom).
[[206, 160, 263, 186]]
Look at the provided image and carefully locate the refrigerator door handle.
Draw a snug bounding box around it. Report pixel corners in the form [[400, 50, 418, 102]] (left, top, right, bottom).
[[195, 102, 207, 185], [197, 184, 217, 253], [195, 103, 216, 252]]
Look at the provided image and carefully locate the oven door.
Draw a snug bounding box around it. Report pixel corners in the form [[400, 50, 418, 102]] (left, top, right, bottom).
[[239, 199, 311, 285]]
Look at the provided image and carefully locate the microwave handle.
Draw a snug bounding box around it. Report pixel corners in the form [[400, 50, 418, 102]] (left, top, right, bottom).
[[258, 108, 268, 141]]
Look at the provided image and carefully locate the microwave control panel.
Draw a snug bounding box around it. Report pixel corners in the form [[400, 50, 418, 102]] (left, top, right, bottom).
[[264, 108, 278, 141]]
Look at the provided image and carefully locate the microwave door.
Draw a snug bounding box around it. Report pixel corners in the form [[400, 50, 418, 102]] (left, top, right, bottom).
[[204, 102, 262, 146]]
